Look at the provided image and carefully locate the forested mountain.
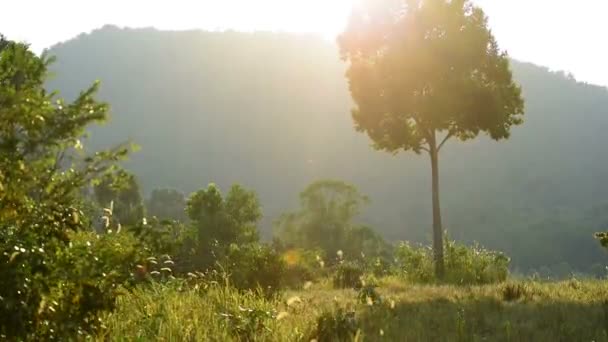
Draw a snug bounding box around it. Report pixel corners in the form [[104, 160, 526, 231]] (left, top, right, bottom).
[[46, 25, 608, 274]]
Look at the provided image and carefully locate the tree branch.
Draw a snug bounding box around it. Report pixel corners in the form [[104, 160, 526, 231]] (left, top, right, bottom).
[[419, 145, 430, 153], [437, 131, 455, 151]]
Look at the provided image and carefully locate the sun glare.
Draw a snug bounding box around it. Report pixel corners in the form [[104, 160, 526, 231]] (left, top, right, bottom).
[[216, 0, 357, 38], [292, 0, 356, 38]]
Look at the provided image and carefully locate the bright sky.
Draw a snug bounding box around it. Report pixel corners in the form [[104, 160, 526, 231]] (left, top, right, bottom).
[[2, 0, 607, 87]]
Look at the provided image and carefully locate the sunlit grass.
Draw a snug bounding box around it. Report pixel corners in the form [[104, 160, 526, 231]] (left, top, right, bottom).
[[99, 278, 608, 341]]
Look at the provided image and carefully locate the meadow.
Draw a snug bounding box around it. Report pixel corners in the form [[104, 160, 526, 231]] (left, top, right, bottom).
[[99, 277, 608, 341]]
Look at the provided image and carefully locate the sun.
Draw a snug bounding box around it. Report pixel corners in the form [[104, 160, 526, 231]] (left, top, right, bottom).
[[268, 0, 357, 38], [310, 0, 357, 38]]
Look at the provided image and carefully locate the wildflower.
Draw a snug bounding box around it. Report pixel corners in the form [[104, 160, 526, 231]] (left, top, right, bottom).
[[276, 311, 289, 320], [337, 250, 344, 259]]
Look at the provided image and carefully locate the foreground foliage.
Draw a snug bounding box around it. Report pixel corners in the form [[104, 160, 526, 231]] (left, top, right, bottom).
[[0, 37, 132, 339], [99, 278, 608, 341]]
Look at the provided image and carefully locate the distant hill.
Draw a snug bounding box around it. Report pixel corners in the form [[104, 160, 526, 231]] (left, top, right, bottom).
[[46, 25, 608, 274]]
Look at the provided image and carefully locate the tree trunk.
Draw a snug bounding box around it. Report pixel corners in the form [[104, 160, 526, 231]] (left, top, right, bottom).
[[429, 132, 445, 278]]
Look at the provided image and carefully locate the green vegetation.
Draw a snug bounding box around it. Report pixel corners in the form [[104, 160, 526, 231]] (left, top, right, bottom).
[[98, 279, 608, 341], [339, 0, 525, 277], [46, 24, 608, 276], [0, 36, 135, 339], [395, 238, 510, 285], [2, 0, 608, 339]]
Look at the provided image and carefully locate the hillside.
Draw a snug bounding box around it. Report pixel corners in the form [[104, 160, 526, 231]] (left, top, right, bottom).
[[46, 25, 608, 274]]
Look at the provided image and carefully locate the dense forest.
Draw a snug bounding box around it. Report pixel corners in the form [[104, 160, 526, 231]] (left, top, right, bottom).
[[46, 25, 608, 275]]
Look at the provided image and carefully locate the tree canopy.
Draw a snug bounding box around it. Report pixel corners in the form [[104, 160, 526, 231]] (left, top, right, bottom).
[[275, 180, 389, 261], [338, 0, 525, 276], [186, 183, 261, 266]]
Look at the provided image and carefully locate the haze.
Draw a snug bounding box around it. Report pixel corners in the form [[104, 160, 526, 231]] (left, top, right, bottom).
[[2, 0, 607, 87]]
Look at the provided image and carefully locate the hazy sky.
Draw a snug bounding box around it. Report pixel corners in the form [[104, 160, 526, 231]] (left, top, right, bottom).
[[2, 0, 607, 87]]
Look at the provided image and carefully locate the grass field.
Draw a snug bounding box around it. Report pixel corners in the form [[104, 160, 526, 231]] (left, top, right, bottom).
[[98, 277, 608, 341]]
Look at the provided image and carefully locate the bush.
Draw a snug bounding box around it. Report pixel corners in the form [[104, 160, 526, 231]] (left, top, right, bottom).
[[394, 242, 435, 283], [443, 239, 510, 285], [280, 248, 326, 289], [333, 262, 364, 289], [220, 243, 286, 297], [395, 237, 510, 285], [8, 230, 148, 339]]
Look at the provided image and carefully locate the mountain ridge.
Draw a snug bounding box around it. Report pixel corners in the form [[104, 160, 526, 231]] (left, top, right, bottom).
[[45, 26, 608, 274]]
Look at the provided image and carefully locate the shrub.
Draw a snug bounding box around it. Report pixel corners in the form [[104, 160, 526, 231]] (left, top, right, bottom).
[[310, 308, 359, 342], [394, 242, 435, 283], [220, 243, 286, 297], [333, 262, 364, 289], [443, 239, 510, 285], [395, 237, 510, 285], [368, 256, 395, 278], [0, 38, 134, 340], [280, 248, 326, 289], [15, 230, 147, 339]]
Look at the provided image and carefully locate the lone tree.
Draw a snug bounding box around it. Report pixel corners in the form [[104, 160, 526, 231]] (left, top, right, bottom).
[[338, 0, 524, 277]]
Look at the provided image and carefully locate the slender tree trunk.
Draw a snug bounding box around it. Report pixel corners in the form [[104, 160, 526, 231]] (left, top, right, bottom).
[[429, 132, 445, 278]]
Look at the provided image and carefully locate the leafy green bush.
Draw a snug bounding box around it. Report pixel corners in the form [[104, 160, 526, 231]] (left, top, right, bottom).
[[395, 237, 510, 285], [43, 231, 146, 333], [332, 262, 364, 289], [394, 242, 435, 283], [0, 37, 133, 340], [444, 239, 510, 285], [220, 243, 286, 297]]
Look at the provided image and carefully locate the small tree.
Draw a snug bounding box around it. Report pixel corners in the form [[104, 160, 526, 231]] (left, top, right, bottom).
[[0, 36, 131, 338], [146, 188, 187, 221], [186, 183, 261, 267], [275, 179, 388, 261], [93, 170, 145, 227], [338, 0, 524, 276]]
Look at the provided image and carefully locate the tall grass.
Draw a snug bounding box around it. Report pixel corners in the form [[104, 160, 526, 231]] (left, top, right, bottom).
[[99, 278, 608, 341]]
